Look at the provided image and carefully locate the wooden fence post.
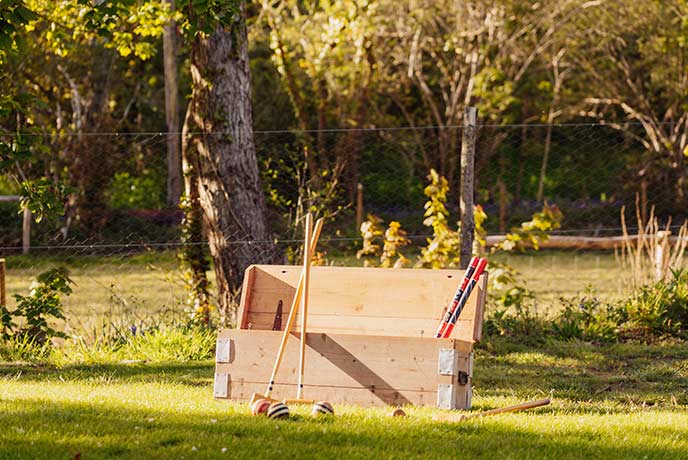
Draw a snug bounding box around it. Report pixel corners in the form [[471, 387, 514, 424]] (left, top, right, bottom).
[[356, 183, 364, 231], [0, 258, 5, 307], [459, 107, 477, 269], [654, 230, 671, 281], [22, 207, 31, 255]]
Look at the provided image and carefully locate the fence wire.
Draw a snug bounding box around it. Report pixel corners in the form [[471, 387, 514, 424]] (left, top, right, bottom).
[[1, 123, 687, 324]]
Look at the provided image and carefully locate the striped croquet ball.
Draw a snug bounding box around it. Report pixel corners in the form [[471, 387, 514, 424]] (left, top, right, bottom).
[[311, 401, 335, 417], [267, 402, 290, 419], [389, 408, 406, 417], [251, 399, 271, 416]]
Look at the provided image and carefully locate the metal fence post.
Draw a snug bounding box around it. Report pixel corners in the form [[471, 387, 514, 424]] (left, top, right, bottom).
[[459, 107, 477, 269]]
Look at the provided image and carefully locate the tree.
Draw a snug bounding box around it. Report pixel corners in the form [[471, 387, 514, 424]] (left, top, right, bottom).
[[182, 0, 281, 323], [573, 1, 688, 206], [163, 0, 182, 208]]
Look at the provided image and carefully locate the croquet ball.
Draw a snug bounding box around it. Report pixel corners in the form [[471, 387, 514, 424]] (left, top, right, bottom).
[[267, 402, 290, 419], [251, 399, 271, 416], [311, 401, 335, 417], [389, 408, 406, 417]]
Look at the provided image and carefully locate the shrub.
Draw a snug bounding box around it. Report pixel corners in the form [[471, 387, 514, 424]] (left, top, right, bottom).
[[106, 171, 165, 210], [552, 293, 619, 343], [616, 269, 688, 341], [1, 267, 73, 344]]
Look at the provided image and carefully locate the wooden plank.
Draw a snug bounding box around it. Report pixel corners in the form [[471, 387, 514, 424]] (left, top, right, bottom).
[[473, 273, 488, 342], [238, 265, 256, 329], [227, 381, 438, 407], [238, 265, 485, 342], [215, 329, 473, 407]]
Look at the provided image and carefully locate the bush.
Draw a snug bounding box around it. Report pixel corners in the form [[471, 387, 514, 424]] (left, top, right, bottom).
[[106, 171, 165, 210], [552, 294, 619, 343], [485, 271, 688, 344], [615, 269, 688, 341], [1, 267, 73, 344]]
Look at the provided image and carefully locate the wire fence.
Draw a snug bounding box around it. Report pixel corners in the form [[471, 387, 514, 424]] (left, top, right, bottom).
[[1, 123, 687, 322]]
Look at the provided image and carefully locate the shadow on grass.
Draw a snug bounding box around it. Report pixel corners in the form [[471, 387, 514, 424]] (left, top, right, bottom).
[[1, 398, 686, 460], [0, 361, 214, 387]]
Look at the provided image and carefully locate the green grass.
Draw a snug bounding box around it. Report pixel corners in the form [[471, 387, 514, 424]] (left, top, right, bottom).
[[1, 338, 686, 459]]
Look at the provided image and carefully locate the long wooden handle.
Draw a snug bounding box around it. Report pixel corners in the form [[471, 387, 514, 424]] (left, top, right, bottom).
[[264, 216, 324, 397], [466, 398, 550, 419], [434, 398, 550, 422], [297, 214, 314, 399]]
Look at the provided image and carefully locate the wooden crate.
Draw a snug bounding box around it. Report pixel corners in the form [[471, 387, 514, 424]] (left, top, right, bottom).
[[214, 265, 487, 409]]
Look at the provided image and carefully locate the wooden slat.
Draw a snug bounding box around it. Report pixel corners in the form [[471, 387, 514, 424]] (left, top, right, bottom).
[[238, 265, 486, 342], [215, 329, 472, 407]]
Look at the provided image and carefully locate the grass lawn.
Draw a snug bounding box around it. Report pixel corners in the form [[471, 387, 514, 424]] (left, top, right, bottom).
[[2, 249, 636, 327], [1, 338, 686, 459]]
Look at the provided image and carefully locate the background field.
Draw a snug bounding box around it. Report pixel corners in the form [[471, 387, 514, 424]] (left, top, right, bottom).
[[1, 249, 632, 329]]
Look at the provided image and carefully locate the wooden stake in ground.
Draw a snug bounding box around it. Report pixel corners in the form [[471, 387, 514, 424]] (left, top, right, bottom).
[[0, 258, 5, 307], [250, 216, 324, 405], [459, 106, 477, 270], [433, 398, 550, 422], [297, 213, 313, 400]]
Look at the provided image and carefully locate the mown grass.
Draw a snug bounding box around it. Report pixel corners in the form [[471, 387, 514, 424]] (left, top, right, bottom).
[[2, 250, 632, 326], [1, 338, 686, 460]]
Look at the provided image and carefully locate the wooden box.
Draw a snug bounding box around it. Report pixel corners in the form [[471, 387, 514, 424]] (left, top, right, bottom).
[[213, 265, 487, 409]]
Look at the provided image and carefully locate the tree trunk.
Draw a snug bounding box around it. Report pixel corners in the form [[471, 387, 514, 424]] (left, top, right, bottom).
[[186, 13, 281, 323], [163, 0, 182, 208], [181, 104, 211, 325]]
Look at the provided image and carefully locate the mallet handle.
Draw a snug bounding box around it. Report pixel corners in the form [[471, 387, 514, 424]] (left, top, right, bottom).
[[442, 258, 488, 338], [465, 398, 551, 420], [264, 216, 324, 398], [297, 214, 314, 399], [434, 398, 551, 423], [435, 257, 479, 338]]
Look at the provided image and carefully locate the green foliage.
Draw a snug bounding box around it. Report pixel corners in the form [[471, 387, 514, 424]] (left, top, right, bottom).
[[488, 271, 688, 344], [106, 171, 165, 210], [356, 215, 410, 268], [494, 203, 563, 252], [355, 214, 384, 267], [60, 326, 216, 364], [552, 292, 620, 343], [380, 221, 410, 268], [415, 169, 461, 268], [3, 267, 73, 344], [0, 333, 51, 362], [0, 0, 37, 58], [616, 269, 688, 341], [19, 178, 71, 223]]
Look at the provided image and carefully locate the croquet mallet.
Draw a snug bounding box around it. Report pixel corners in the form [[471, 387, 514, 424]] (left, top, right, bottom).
[[433, 398, 551, 422], [250, 215, 324, 405]]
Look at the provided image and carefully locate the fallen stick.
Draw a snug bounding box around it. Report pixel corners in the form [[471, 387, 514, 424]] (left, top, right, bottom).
[[433, 398, 551, 422]]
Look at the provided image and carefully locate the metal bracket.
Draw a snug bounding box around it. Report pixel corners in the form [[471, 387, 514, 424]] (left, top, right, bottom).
[[438, 348, 459, 376], [213, 373, 230, 398], [437, 384, 457, 410], [216, 338, 232, 363], [468, 352, 474, 376], [466, 384, 473, 409]]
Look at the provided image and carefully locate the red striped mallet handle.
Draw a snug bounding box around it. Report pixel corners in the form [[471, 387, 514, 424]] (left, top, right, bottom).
[[435, 257, 479, 338], [442, 257, 488, 338]]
